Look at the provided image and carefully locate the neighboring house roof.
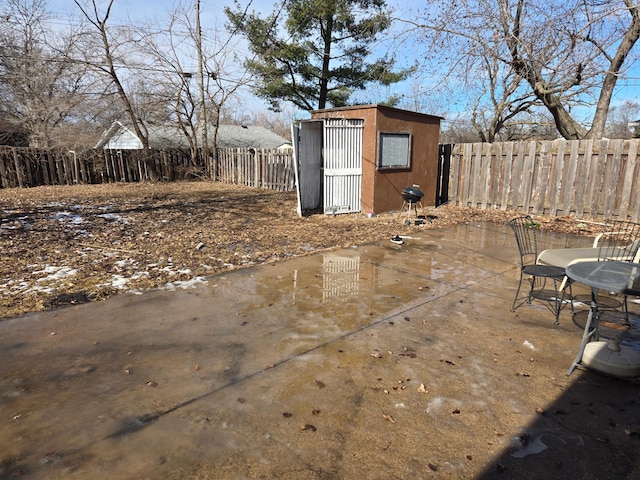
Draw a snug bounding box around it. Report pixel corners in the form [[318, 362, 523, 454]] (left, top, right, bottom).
[[628, 119, 640, 138], [214, 124, 293, 150], [95, 121, 292, 150]]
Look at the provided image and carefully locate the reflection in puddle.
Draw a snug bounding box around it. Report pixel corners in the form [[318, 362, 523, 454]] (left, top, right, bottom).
[[318, 251, 430, 303], [322, 254, 361, 300]]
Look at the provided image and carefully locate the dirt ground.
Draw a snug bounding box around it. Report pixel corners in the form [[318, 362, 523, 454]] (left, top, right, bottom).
[[0, 182, 602, 319]]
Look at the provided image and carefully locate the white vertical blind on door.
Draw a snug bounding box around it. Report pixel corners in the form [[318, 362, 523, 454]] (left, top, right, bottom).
[[323, 118, 364, 214]]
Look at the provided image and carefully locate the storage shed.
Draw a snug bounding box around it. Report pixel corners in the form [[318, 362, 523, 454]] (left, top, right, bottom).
[[293, 104, 442, 216]]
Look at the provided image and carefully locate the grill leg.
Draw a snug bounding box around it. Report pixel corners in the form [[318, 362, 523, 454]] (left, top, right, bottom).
[[398, 201, 407, 218], [398, 198, 425, 222]]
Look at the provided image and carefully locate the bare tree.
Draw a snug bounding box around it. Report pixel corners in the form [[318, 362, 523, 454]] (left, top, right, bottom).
[[73, 0, 160, 178], [0, 0, 94, 147], [390, 3, 541, 141], [219, 103, 298, 139], [465, 46, 543, 142], [441, 109, 557, 143], [439, 117, 482, 144], [405, 0, 640, 140], [604, 100, 640, 138], [136, 0, 254, 173]]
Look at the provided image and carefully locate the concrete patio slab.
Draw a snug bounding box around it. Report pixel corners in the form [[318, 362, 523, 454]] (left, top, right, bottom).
[[1, 222, 639, 479]]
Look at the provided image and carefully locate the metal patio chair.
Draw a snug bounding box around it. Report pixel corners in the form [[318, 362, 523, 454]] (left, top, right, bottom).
[[538, 220, 640, 270], [538, 219, 640, 323], [509, 215, 572, 325], [593, 220, 640, 322]]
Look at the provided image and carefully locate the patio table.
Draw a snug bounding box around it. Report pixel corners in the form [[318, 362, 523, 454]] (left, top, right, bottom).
[[565, 261, 640, 376]]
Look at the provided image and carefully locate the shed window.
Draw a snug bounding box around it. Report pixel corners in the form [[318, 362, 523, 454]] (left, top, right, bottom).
[[378, 132, 411, 169]]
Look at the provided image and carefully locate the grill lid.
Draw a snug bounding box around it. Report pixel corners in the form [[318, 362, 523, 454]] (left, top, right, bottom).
[[402, 186, 424, 199]]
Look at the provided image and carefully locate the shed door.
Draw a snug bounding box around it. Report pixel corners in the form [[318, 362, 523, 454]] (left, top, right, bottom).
[[323, 118, 364, 214], [292, 120, 323, 215]]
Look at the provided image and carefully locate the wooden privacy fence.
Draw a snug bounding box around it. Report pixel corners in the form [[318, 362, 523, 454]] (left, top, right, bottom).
[[5, 140, 638, 220], [0, 147, 296, 192], [216, 148, 296, 191], [447, 138, 640, 221]]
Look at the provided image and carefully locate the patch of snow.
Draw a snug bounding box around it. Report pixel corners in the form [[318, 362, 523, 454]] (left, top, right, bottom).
[[511, 435, 548, 458], [161, 277, 208, 291], [34, 265, 78, 281], [0, 200, 211, 303], [1, 215, 33, 230], [114, 259, 133, 269], [54, 212, 84, 224], [97, 213, 127, 222], [111, 275, 129, 289], [0, 280, 30, 295]]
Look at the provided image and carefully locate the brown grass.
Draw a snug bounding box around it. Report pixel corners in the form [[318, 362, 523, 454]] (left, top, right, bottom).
[[0, 181, 597, 319]]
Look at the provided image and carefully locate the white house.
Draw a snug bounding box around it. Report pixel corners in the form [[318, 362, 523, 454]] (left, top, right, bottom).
[[95, 121, 292, 150]]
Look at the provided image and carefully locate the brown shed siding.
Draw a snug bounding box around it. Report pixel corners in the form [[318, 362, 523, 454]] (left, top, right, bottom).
[[373, 108, 441, 213], [311, 105, 441, 214]]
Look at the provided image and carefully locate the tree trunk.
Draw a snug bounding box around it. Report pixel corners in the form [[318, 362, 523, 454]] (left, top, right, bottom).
[[587, 1, 640, 139], [318, 15, 333, 110]]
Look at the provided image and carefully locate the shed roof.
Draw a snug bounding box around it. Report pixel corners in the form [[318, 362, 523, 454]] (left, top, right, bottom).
[[310, 104, 444, 121]]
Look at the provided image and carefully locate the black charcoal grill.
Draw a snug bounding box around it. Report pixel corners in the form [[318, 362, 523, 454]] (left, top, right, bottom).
[[398, 185, 425, 225], [401, 186, 424, 203]]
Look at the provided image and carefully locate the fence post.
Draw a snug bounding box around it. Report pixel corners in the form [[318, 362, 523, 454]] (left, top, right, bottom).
[[12, 148, 24, 187], [436, 144, 451, 206], [0, 150, 9, 188]]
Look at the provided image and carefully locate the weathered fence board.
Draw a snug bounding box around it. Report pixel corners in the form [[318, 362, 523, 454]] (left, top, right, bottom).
[[215, 148, 295, 192], [448, 139, 640, 220], [499, 142, 512, 211], [0, 147, 295, 192], [620, 141, 638, 218]]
